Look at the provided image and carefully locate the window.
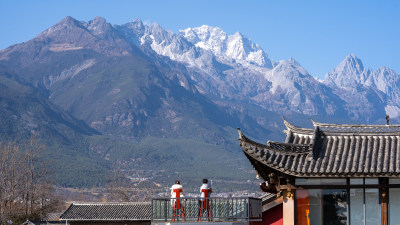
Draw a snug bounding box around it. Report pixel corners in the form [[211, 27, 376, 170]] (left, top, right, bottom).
[[389, 188, 400, 225], [296, 189, 347, 225], [365, 189, 380, 225], [350, 188, 363, 225], [296, 178, 383, 225]]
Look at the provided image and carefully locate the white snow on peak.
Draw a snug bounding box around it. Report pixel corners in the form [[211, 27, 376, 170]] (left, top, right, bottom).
[[112, 19, 400, 119], [324, 54, 370, 88], [264, 59, 311, 94], [365, 66, 399, 93], [336, 54, 365, 75], [180, 25, 227, 55], [324, 54, 400, 97], [179, 25, 272, 68]]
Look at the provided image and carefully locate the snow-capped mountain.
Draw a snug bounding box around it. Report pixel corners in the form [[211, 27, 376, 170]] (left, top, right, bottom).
[[257, 58, 344, 116], [324, 54, 372, 88], [179, 25, 273, 68], [114, 19, 400, 121], [365, 66, 400, 105], [323, 54, 400, 121], [116, 20, 339, 115], [5, 15, 400, 189], [117, 21, 273, 71], [4, 16, 400, 125]]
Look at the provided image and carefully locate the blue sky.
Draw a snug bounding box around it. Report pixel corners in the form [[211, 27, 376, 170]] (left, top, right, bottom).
[[1, 0, 399, 79]]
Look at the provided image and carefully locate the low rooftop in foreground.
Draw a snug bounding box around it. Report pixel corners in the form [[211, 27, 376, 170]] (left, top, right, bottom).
[[60, 202, 152, 222]]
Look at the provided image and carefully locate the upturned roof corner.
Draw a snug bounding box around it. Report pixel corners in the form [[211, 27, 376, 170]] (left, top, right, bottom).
[[239, 117, 400, 178]]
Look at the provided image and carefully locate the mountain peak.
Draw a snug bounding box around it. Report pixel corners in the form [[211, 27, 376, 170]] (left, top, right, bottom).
[[338, 54, 364, 74], [324, 54, 368, 88], [132, 19, 144, 27], [177, 24, 272, 67], [59, 16, 79, 25], [93, 16, 106, 23], [189, 25, 227, 39], [276, 57, 305, 72], [149, 22, 168, 35], [150, 22, 162, 29], [53, 16, 82, 28], [346, 53, 358, 59], [87, 16, 109, 28], [37, 16, 83, 39], [232, 31, 244, 38], [288, 57, 296, 63], [197, 25, 224, 32], [85, 16, 114, 37]]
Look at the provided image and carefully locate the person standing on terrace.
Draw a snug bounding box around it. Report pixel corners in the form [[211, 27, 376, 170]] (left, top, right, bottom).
[[170, 180, 185, 221], [199, 179, 212, 221], [200, 179, 212, 198]]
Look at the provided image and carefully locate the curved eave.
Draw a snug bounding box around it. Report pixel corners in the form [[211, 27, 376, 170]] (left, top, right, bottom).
[[282, 116, 314, 135], [238, 128, 400, 178], [238, 128, 311, 178], [241, 139, 400, 178]]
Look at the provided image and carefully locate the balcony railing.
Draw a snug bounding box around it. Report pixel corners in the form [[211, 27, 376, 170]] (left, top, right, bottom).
[[152, 197, 262, 222]]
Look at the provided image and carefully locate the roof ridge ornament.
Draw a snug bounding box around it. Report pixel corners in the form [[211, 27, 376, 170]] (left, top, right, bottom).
[[310, 117, 317, 126], [282, 116, 314, 134], [282, 116, 296, 130], [237, 128, 243, 139]]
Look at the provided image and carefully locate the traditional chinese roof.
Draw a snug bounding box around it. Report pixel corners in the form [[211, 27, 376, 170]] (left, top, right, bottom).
[[238, 118, 400, 179], [60, 202, 151, 221], [21, 221, 64, 225], [21, 213, 64, 225]]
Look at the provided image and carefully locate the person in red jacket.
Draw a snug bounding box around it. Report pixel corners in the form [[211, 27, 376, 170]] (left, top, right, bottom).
[[171, 181, 184, 199], [198, 179, 212, 221], [171, 180, 185, 221], [200, 179, 212, 198]]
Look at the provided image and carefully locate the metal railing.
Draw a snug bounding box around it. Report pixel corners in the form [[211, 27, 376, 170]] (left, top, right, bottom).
[[152, 197, 262, 222]]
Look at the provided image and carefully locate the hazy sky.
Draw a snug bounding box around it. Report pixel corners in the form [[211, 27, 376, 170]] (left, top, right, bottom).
[[1, 0, 399, 78]]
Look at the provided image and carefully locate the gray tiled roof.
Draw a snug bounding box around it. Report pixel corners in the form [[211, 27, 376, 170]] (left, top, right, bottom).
[[260, 193, 277, 205], [21, 221, 64, 225], [43, 213, 62, 221], [60, 202, 151, 221], [238, 118, 400, 178]]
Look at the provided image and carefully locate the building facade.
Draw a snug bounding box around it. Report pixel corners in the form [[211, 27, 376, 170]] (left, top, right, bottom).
[[238, 118, 400, 225]]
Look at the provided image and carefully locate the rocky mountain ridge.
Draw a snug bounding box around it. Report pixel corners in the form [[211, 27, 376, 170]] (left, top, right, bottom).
[[115, 18, 400, 122], [0, 16, 278, 188], [1, 16, 400, 188]]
